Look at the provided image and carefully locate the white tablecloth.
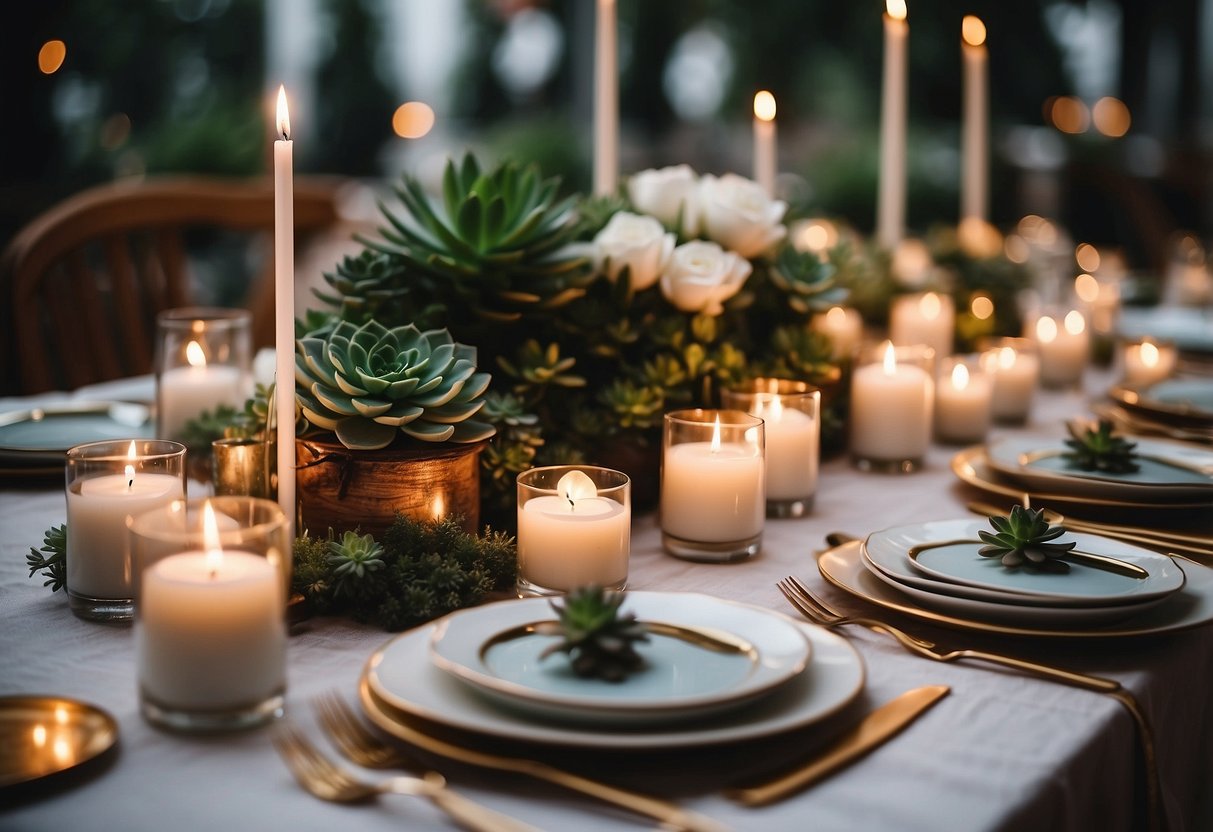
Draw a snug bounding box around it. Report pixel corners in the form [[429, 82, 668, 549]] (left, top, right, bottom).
[[2, 374, 1212, 831]]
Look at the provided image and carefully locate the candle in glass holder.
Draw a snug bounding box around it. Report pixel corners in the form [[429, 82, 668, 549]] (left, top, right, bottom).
[[753, 90, 777, 196], [722, 380, 820, 518], [516, 466, 630, 595], [1121, 338, 1177, 386], [851, 341, 933, 471], [979, 338, 1039, 424], [934, 357, 992, 444], [890, 291, 955, 359], [156, 309, 252, 441], [810, 306, 864, 360], [1032, 309, 1089, 387]]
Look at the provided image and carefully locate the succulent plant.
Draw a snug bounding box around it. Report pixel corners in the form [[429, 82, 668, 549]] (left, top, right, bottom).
[[327, 530, 386, 596], [1062, 420, 1141, 474], [597, 379, 666, 430], [535, 586, 650, 682], [497, 340, 586, 393], [295, 320, 495, 450], [767, 246, 847, 314], [977, 505, 1076, 568], [368, 154, 596, 322]]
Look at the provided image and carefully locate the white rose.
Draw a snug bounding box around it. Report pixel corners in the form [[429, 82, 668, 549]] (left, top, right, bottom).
[[626, 165, 700, 236], [698, 173, 787, 259], [660, 241, 753, 316], [593, 211, 676, 291]]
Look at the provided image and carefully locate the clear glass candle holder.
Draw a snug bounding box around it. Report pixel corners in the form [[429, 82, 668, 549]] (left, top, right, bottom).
[[1119, 337, 1178, 387], [65, 439, 187, 622], [661, 409, 765, 562], [978, 337, 1040, 424], [1027, 307, 1089, 389], [850, 342, 935, 473], [516, 465, 631, 597], [127, 497, 289, 733], [156, 308, 252, 442], [933, 355, 993, 445], [722, 379, 820, 518]]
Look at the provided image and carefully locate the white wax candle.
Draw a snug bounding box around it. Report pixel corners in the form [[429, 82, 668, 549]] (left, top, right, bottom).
[[890, 291, 954, 359], [138, 551, 284, 710], [877, 0, 909, 248], [518, 495, 629, 591], [159, 364, 248, 440], [981, 346, 1039, 422], [593, 0, 618, 196], [1122, 340, 1177, 386], [753, 91, 777, 197], [661, 443, 764, 543], [851, 343, 932, 461], [811, 306, 864, 360], [757, 401, 818, 500], [934, 362, 992, 444], [960, 16, 988, 224], [274, 86, 296, 540], [1032, 311, 1089, 387], [66, 473, 183, 599]]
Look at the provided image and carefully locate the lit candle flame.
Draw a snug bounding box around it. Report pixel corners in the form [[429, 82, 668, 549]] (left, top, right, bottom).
[[202, 501, 223, 578], [1035, 316, 1058, 343], [1074, 273, 1099, 304], [882, 341, 898, 375], [710, 414, 722, 453], [276, 84, 290, 141], [970, 294, 994, 320], [998, 346, 1016, 369], [1064, 310, 1086, 335], [919, 292, 941, 320], [961, 15, 986, 47], [951, 362, 970, 391], [826, 306, 846, 325], [886, 0, 907, 22], [185, 340, 206, 368], [1140, 340, 1159, 368], [125, 440, 137, 489], [557, 470, 597, 511], [753, 90, 776, 122]]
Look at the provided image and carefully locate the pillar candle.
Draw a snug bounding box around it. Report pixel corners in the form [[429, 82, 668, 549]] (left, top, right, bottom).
[[851, 341, 933, 464], [877, 0, 909, 248], [934, 360, 992, 444], [274, 85, 296, 540], [811, 306, 864, 360], [159, 343, 248, 440], [755, 398, 817, 501], [890, 291, 954, 359], [662, 443, 764, 542], [980, 341, 1039, 423], [961, 16, 988, 224], [1122, 339, 1177, 386], [1032, 310, 1089, 387], [593, 0, 618, 196], [753, 91, 777, 197]]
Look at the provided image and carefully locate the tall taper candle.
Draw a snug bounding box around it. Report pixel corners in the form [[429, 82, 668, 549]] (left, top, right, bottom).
[[753, 91, 777, 197], [877, 0, 908, 248], [961, 16, 988, 224], [274, 85, 295, 541], [593, 0, 618, 196]]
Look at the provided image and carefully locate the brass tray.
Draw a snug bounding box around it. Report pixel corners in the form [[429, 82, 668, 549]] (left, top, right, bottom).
[[0, 696, 118, 789]]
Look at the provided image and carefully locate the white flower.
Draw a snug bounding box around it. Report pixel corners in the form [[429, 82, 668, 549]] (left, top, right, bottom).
[[660, 241, 752, 316], [593, 212, 676, 291], [626, 165, 700, 236], [698, 173, 787, 259]]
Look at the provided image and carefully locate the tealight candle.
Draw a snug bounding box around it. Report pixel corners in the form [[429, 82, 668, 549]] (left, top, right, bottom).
[[1031, 309, 1089, 388], [934, 357, 992, 444], [516, 466, 631, 596], [722, 379, 820, 518], [851, 341, 934, 472], [890, 291, 955, 359], [661, 410, 764, 562], [156, 308, 252, 441], [130, 497, 288, 732], [810, 306, 864, 360], [65, 439, 186, 622], [979, 337, 1040, 424], [1121, 338, 1177, 386]]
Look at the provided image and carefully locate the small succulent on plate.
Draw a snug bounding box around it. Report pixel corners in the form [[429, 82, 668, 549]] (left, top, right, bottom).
[[1062, 420, 1141, 474], [535, 586, 650, 682], [977, 505, 1076, 568]]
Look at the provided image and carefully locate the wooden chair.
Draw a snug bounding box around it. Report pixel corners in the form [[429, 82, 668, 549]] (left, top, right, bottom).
[[0, 175, 344, 395]]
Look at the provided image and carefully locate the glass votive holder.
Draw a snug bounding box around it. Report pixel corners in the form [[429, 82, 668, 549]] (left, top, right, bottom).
[[156, 307, 252, 442], [515, 465, 631, 596], [809, 306, 864, 361], [850, 342, 935, 473], [65, 439, 187, 622], [889, 291, 955, 360], [722, 379, 820, 518], [934, 355, 992, 445], [661, 409, 765, 562], [212, 437, 276, 499], [1027, 307, 1089, 389], [1120, 337, 1178, 387], [127, 496, 289, 733], [978, 337, 1040, 424]]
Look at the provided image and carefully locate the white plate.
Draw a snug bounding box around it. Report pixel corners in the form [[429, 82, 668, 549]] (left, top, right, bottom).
[[986, 436, 1213, 502], [822, 541, 1213, 638], [1144, 378, 1213, 418], [428, 594, 811, 726], [365, 596, 865, 750], [1118, 306, 1213, 354], [869, 519, 1184, 607]]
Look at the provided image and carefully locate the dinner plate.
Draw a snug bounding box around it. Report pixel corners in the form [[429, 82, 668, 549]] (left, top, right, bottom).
[[364, 598, 864, 750], [869, 518, 1185, 607], [985, 436, 1213, 503], [0, 402, 153, 463], [0, 695, 118, 789], [1110, 378, 1213, 429], [428, 594, 811, 726], [820, 541, 1213, 638], [1117, 306, 1213, 354]]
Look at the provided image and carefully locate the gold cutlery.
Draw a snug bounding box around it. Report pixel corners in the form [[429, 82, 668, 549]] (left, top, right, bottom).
[[271, 722, 539, 832], [726, 685, 949, 806], [347, 686, 730, 832]]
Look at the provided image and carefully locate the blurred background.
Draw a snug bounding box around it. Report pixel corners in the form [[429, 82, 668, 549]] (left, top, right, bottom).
[[4, 0, 1212, 274]]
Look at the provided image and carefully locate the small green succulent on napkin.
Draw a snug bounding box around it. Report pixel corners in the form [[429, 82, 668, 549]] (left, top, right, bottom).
[[535, 586, 650, 682], [978, 506, 1076, 568], [1062, 420, 1141, 474]]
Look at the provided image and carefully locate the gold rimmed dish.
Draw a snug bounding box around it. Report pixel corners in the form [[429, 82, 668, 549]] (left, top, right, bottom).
[[1110, 378, 1213, 429], [0, 696, 118, 790]]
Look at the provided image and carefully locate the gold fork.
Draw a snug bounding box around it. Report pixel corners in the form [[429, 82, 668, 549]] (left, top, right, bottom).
[[271, 722, 540, 832], [777, 575, 1163, 832], [314, 692, 412, 769]]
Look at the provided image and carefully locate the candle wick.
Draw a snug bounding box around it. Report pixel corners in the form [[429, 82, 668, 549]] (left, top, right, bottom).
[[127, 477, 133, 489], [567, 496, 575, 511], [209, 567, 218, 580]]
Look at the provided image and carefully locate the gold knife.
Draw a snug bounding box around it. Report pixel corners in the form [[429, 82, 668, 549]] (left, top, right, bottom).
[[727, 685, 950, 807]]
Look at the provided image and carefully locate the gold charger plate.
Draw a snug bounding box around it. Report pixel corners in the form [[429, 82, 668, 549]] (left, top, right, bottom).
[[817, 541, 1213, 639], [0, 696, 118, 789], [1109, 380, 1213, 428]]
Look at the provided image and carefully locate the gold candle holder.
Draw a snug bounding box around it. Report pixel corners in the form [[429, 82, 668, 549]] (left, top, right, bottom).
[[212, 437, 276, 500]]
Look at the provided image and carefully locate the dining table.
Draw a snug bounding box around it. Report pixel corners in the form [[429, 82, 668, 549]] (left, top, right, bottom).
[[2, 368, 1211, 832]]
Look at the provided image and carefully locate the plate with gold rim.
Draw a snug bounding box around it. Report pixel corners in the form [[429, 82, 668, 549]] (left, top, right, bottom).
[[819, 541, 1213, 639], [0, 696, 119, 790], [1110, 378, 1213, 428]]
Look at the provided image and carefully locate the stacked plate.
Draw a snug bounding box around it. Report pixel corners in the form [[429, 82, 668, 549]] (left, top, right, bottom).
[[0, 401, 153, 478], [1109, 378, 1213, 434], [359, 592, 865, 750]]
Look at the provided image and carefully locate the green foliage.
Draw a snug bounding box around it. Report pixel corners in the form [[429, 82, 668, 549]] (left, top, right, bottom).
[[327, 531, 386, 597], [534, 586, 650, 682], [27, 526, 67, 592], [977, 506, 1076, 568], [1063, 420, 1141, 474]]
